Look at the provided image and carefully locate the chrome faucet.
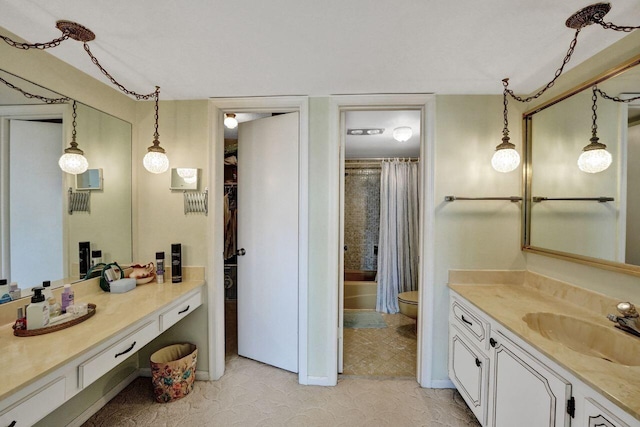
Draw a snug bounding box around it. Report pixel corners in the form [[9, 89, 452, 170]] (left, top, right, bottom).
[[607, 302, 640, 337]]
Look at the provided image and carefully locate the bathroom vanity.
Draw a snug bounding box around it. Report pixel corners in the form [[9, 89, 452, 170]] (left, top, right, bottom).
[[448, 272, 640, 427], [0, 276, 204, 426]]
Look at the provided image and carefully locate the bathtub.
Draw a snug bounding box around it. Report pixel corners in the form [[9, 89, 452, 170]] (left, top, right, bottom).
[[344, 270, 377, 310]]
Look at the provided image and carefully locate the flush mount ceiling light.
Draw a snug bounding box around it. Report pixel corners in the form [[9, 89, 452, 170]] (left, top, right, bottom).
[[224, 113, 238, 129], [392, 127, 413, 142], [497, 2, 638, 172], [347, 128, 385, 136], [1, 21, 167, 173], [59, 101, 89, 175]]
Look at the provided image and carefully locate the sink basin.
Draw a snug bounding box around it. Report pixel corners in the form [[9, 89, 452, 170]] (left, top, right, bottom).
[[522, 312, 640, 366]]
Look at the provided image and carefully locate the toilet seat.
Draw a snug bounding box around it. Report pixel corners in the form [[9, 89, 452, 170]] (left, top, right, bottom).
[[398, 291, 419, 305]]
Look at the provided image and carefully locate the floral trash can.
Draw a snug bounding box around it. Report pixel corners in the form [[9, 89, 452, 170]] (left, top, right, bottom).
[[150, 343, 197, 403]]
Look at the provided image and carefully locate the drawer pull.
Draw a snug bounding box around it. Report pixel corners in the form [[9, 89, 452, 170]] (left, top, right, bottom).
[[114, 341, 137, 358], [178, 305, 190, 315], [475, 358, 481, 367], [490, 338, 497, 348], [461, 315, 473, 326]]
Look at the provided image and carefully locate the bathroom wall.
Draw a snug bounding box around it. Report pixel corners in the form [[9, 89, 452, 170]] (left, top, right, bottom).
[[344, 163, 380, 271]]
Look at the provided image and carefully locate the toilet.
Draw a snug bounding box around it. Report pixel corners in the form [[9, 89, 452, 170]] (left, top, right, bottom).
[[398, 291, 419, 319]]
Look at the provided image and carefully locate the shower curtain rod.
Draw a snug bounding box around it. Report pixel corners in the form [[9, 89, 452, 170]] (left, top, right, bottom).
[[345, 157, 419, 167]]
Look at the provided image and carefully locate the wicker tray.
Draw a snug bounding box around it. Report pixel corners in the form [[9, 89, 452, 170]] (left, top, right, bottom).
[[14, 303, 97, 337]]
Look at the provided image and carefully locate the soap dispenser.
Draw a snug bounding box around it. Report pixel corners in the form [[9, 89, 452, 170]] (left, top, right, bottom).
[[27, 287, 50, 330], [0, 279, 10, 304]]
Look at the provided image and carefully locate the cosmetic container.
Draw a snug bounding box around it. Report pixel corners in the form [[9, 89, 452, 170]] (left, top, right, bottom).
[[0, 279, 10, 304], [156, 252, 165, 284], [27, 287, 50, 330], [9, 282, 20, 300], [171, 243, 182, 283], [13, 307, 26, 330], [61, 284, 74, 313]]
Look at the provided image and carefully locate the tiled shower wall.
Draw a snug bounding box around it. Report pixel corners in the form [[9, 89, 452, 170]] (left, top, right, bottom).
[[344, 164, 380, 271]]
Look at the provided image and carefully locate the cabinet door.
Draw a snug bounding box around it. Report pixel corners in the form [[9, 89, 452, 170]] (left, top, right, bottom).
[[449, 324, 489, 425], [490, 331, 571, 427], [583, 398, 630, 427]]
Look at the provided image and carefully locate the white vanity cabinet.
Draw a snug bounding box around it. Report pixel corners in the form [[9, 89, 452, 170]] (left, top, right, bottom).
[[488, 330, 571, 427], [448, 291, 639, 427]]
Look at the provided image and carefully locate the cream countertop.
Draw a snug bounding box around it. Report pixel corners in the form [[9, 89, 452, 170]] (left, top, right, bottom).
[[449, 280, 640, 421], [0, 278, 204, 402]]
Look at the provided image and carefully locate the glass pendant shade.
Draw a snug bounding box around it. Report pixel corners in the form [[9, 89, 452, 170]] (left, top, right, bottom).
[[578, 138, 612, 173], [393, 126, 413, 142], [491, 135, 520, 173], [143, 150, 169, 174], [224, 113, 238, 129], [177, 167, 197, 178], [59, 151, 88, 175]]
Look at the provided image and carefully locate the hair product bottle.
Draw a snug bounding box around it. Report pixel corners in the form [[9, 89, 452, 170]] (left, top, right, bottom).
[[156, 252, 165, 284], [79, 241, 91, 278], [171, 244, 182, 283]]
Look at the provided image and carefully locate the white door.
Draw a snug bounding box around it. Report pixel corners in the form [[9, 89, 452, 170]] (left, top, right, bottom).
[[9, 120, 63, 286], [237, 112, 299, 373]]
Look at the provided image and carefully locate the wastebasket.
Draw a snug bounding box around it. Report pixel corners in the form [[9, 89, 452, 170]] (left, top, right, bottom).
[[150, 343, 197, 403]]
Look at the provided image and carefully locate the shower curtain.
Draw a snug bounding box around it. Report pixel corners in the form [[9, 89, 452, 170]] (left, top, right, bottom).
[[376, 159, 419, 314]]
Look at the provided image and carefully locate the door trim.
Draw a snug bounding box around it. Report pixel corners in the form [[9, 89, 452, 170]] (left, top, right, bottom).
[[207, 97, 309, 384], [329, 94, 436, 386]]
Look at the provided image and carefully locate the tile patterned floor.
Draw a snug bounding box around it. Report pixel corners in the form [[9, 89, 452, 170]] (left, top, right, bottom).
[[83, 355, 480, 427], [343, 310, 417, 377]]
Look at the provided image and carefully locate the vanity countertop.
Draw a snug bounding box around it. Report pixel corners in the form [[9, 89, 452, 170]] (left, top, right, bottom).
[[449, 282, 640, 421], [0, 278, 204, 402]]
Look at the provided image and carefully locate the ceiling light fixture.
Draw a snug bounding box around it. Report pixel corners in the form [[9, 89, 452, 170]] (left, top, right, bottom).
[[59, 100, 89, 175], [392, 127, 413, 142], [347, 128, 385, 136], [1, 21, 167, 173], [492, 81, 520, 173], [224, 113, 238, 129], [143, 87, 169, 174], [497, 2, 639, 172]]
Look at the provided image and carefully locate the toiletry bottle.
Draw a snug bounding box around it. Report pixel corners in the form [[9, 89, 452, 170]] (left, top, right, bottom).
[[9, 282, 20, 300], [79, 241, 91, 278], [27, 287, 50, 330], [61, 284, 74, 313], [171, 243, 182, 283], [91, 250, 102, 267], [42, 280, 53, 301], [156, 252, 165, 284], [0, 279, 10, 304], [13, 307, 26, 330], [48, 297, 61, 317], [42, 281, 61, 316]]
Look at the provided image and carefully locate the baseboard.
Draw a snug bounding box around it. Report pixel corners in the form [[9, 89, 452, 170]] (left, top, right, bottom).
[[67, 369, 140, 427], [138, 367, 209, 381], [429, 379, 455, 389], [305, 376, 335, 386]]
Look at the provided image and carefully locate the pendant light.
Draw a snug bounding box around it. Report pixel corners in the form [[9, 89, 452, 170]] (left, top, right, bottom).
[[59, 101, 89, 175], [143, 88, 169, 174], [492, 83, 520, 173], [578, 87, 612, 173], [224, 113, 238, 129], [496, 3, 639, 171]]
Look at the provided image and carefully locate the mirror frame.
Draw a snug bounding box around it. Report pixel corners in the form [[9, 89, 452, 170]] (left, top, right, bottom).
[[522, 53, 640, 277]]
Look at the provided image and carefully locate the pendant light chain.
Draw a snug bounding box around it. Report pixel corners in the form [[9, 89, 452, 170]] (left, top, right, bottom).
[[504, 29, 581, 103], [591, 87, 599, 138], [82, 43, 157, 100], [595, 18, 640, 32], [0, 32, 70, 50], [154, 87, 160, 141], [502, 82, 510, 138], [72, 100, 78, 144], [593, 87, 640, 103], [0, 75, 70, 103]]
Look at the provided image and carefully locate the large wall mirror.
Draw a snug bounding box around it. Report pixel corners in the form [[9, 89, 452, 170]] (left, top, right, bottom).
[[523, 55, 640, 275], [0, 69, 132, 297]]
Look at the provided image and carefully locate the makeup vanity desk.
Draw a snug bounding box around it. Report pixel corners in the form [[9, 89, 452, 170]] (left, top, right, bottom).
[[0, 277, 204, 426]]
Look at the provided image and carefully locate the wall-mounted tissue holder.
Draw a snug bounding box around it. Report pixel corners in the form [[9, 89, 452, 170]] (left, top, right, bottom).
[[68, 187, 90, 214]]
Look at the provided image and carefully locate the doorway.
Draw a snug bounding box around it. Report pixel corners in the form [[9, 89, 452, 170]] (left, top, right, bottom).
[[208, 97, 310, 383], [340, 110, 421, 377]]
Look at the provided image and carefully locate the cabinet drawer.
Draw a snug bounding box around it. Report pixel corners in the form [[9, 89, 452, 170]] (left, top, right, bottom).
[[0, 377, 65, 427], [159, 291, 202, 331], [451, 297, 489, 345], [584, 398, 629, 427], [79, 320, 158, 389]]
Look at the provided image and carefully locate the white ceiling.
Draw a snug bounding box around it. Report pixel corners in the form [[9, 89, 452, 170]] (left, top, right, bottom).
[[1, 1, 639, 100]]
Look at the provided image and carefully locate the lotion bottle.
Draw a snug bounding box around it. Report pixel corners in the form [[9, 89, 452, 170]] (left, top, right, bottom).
[[61, 284, 74, 313], [27, 287, 50, 330]]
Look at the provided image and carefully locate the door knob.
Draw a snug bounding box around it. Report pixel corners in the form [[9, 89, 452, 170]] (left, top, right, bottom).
[[236, 248, 246, 256]]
